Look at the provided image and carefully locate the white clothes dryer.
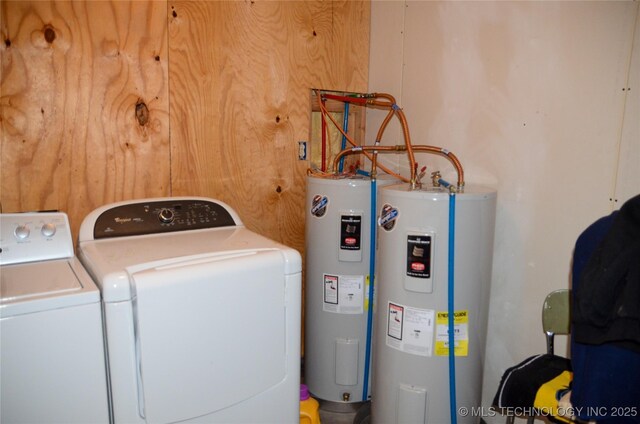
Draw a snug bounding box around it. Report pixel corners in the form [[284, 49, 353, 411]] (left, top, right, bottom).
[[77, 197, 302, 424], [0, 212, 110, 423]]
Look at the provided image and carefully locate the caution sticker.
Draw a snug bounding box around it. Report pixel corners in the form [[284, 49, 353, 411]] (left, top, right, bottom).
[[386, 301, 435, 357], [323, 274, 364, 314], [435, 310, 469, 356]]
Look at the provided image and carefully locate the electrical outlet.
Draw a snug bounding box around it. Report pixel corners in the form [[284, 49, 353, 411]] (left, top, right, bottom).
[[298, 141, 307, 160]]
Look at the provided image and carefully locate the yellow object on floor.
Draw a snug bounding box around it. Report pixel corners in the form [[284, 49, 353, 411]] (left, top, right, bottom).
[[300, 384, 321, 424]]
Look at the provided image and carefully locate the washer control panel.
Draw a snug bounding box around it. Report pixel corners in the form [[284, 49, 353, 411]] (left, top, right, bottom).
[[0, 212, 74, 265], [92, 199, 238, 239]]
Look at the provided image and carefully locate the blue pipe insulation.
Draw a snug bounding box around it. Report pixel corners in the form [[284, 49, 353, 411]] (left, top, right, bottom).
[[448, 190, 458, 424], [356, 169, 371, 177], [338, 103, 350, 173], [362, 177, 376, 401], [439, 178, 452, 189]]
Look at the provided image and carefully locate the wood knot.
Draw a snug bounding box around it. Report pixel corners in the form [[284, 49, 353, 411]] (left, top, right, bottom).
[[275, 115, 281, 123], [135, 100, 149, 126], [44, 26, 56, 44], [4, 39, 10, 47], [276, 186, 282, 193]]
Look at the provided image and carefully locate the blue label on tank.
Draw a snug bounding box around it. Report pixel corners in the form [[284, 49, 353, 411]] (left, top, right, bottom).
[[311, 195, 329, 218], [378, 204, 398, 231]]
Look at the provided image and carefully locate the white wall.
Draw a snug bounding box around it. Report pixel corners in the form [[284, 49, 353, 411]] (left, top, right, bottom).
[[367, 1, 640, 421]]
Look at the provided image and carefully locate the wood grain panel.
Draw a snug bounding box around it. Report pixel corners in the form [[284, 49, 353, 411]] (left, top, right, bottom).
[[0, 1, 170, 240], [168, 1, 370, 254], [1, 0, 370, 355]]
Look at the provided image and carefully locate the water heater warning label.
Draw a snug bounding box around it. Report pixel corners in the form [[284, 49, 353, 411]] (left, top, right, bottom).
[[386, 302, 435, 357], [340, 215, 362, 250], [435, 310, 469, 357], [323, 274, 364, 314]]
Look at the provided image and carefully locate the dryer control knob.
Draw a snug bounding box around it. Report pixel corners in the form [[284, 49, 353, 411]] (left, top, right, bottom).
[[41, 223, 57, 237], [158, 208, 175, 224], [14, 225, 30, 240]]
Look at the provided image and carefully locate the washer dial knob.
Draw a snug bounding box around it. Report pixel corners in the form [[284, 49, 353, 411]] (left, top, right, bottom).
[[14, 225, 30, 240], [158, 208, 175, 224], [41, 223, 57, 237]]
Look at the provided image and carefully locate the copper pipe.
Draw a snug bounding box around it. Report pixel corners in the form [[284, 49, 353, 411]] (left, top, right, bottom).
[[371, 92, 397, 104], [332, 144, 464, 189], [332, 145, 408, 182], [374, 109, 395, 145], [365, 95, 417, 187], [369, 93, 397, 179], [413, 145, 465, 188], [332, 145, 406, 172], [316, 93, 407, 182], [366, 99, 394, 108], [396, 109, 417, 187], [371, 107, 394, 179], [314, 90, 419, 185]]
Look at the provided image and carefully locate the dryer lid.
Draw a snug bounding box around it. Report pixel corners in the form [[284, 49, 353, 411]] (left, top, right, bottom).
[[79, 226, 302, 303], [0, 259, 100, 317], [130, 249, 288, 423]]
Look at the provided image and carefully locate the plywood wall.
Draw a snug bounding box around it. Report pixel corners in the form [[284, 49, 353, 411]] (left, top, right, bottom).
[[1, 1, 170, 238], [168, 1, 369, 252], [1, 1, 371, 255]]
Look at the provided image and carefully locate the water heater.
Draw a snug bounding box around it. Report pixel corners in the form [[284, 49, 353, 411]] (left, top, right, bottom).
[[304, 175, 395, 410], [372, 183, 496, 423]]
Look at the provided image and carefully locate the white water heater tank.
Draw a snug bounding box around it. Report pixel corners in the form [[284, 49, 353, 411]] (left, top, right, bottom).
[[372, 183, 496, 424], [304, 175, 396, 409]]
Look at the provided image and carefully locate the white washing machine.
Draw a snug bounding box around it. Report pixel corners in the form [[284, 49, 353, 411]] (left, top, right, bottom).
[[77, 197, 302, 424], [0, 212, 110, 423]]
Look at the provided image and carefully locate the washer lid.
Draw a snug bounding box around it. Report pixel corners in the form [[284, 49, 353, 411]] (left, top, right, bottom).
[[0, 259, 100, 317]]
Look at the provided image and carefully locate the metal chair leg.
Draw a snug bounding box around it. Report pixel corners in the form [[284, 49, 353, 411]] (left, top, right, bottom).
[[545, 332, 555, 355]]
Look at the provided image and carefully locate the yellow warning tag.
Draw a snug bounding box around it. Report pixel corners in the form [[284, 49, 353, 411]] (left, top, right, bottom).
[[364, 275, 370, 311], [435, 310, 469, 356]]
